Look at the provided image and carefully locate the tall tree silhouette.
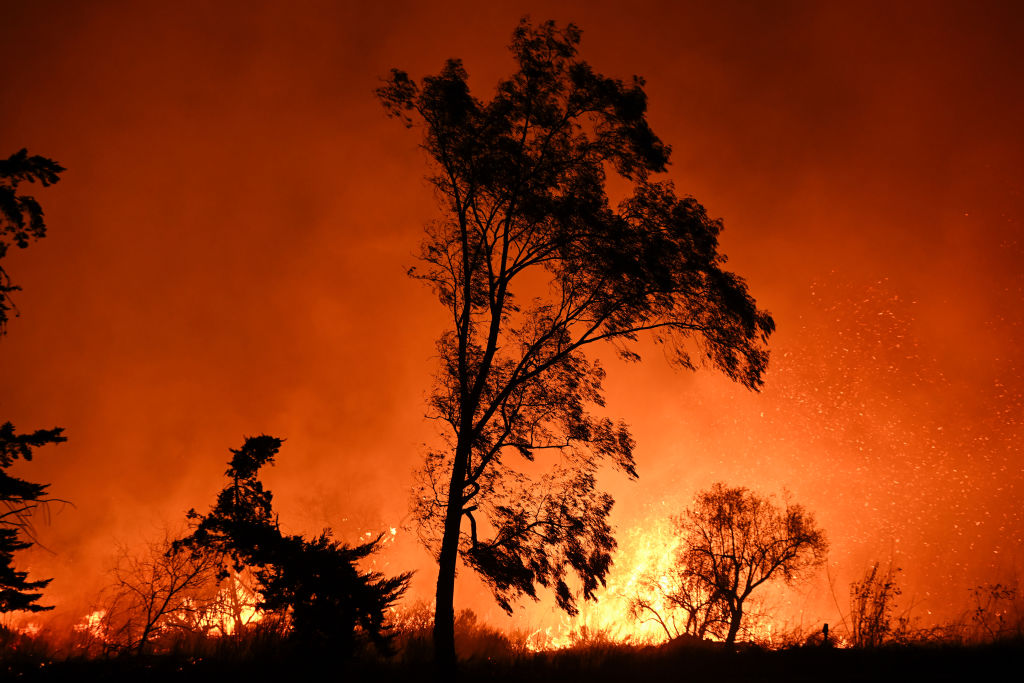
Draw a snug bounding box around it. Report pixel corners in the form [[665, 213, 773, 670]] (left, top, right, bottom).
[[675, 483, 827, 645], [175, 436, 411, 656], [378, 19, 774, 668], [0, 149, 65, 613]]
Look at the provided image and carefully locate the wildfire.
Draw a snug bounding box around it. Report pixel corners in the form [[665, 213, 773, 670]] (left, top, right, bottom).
[[175, 572, 265, 637], [18, 621, 41, 637], [521, 515, 798, 651], [525, 517, 683, 651], [54, 527, 403, 653], [73, 610, 106, 638]]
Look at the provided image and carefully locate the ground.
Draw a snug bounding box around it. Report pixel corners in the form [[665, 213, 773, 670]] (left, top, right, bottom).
[[4, 640, 1020, 682]]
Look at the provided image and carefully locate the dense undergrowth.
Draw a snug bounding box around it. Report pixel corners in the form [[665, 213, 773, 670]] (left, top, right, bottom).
[[3, 605, 1021, 682]]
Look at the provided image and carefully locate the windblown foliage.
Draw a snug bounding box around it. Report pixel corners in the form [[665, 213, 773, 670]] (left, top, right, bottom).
[[378, 18, 774, 665]]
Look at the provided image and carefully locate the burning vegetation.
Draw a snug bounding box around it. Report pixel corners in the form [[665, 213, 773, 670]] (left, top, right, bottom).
[[3, 484, 1022, 681], [2, 10, 1023, 683]]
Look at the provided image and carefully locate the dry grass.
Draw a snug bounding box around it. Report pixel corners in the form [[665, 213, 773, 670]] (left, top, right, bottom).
[[3, 602, 1023, 682]]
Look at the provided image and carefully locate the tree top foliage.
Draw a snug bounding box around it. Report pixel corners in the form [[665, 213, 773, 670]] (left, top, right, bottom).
[[379, 18, 774, 390], [0, 148, 65, 333]]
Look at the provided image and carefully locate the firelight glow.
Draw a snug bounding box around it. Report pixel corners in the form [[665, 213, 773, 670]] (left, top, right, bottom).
[[1, 0, 1022, 643]]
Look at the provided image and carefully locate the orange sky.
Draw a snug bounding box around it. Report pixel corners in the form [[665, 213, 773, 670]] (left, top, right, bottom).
[[2, 0, 1023, 633]]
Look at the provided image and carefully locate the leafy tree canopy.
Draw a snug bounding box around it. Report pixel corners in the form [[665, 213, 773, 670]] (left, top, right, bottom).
[[675, 483, 827, 645], [378, 18, 774, 665]]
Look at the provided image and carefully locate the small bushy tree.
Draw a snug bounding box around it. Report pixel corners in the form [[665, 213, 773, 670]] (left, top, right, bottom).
[[966, 582, 1022, 643], [175, 436, 411, 656], [100, 532, 222, 655], [849, 561, 904, 647], [673, 483, 827, 645]]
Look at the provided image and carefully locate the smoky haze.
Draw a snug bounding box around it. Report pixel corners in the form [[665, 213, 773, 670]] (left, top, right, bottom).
[[1, 0, 1022, 632]]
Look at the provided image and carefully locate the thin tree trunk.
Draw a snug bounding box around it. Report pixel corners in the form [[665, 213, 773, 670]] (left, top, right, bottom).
[[725, 608, 743, 646], [433, 532, 458, 676], [136, 626, 151, 656], [433, 440, 470, 677], [229, 572, 245, 636]]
